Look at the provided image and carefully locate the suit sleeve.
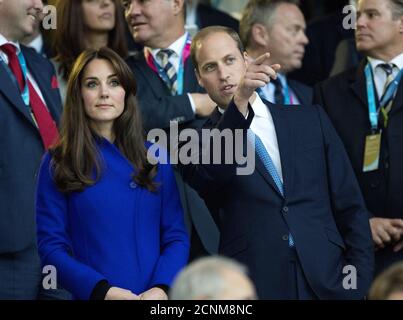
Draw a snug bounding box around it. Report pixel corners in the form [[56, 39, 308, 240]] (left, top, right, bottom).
[[179, 99, 254, 199], [149, 160, 190, 288], [36, 153, 107, 300], [317, 106, 374, 296]]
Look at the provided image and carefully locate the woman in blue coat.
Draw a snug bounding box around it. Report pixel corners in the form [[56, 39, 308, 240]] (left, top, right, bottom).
[[35, 47, 189, 300]]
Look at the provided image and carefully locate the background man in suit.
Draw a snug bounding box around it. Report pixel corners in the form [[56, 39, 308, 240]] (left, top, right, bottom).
[[185, 0, 239, 37], [240, 0, 312, 105], [315, 0, 403, 275], [181, 26, 374, 299], [123, 0, 219, 259], [0, 0, 63, 298]]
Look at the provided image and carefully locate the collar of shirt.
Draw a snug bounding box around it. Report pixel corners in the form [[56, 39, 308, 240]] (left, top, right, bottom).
[[0, 33, 22, 64], [368, 53, 403, 98], [28, 34, 44, 55], [149, 32, 188, 71]]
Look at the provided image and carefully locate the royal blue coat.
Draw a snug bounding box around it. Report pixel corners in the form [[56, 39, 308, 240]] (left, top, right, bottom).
[[36, 139, 189, 299]]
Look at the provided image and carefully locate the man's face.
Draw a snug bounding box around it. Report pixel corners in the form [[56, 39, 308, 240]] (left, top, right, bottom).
[[263, 3, 308, 73], [195, 32, 247, 108], [355, 0, 403, 59], [0, 0, 43, 41], [124, 0, 180, 48]]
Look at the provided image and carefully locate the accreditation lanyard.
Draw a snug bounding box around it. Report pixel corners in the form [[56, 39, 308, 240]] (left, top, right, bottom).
[[364, 63, 403, 130], [283, 81, 294, 105], [145, 34, 191, 96], [0, 49, 30, 106]]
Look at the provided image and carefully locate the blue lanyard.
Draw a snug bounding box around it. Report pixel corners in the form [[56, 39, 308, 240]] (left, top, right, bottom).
[[0, 48, 30, 106], [283, 81, 290, 105], [155, 35, 189, 96], [364, 63, 403, 130]]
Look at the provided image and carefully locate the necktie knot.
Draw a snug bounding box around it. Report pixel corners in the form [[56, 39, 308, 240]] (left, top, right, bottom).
[[1, 43, 17, 59], [378, 63, 394, 77], [157, 49, 175, 65]]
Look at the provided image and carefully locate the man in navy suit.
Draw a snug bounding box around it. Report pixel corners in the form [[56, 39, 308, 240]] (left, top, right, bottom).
[[240, 0, 312, 105], [0, 0, 63, 299], [123, 0, 219, 259], [180, 26, 374, 299], [315, 0, 403, 276]]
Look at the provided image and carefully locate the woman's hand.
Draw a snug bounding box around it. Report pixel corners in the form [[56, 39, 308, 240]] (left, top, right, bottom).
[[139, 287, 168, 300], [105, 287, 140, 300]]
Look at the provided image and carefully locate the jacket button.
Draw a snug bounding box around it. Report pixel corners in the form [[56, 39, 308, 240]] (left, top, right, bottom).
[[282, 206, 289, 214], [282, 234, 289, 241], [129, 181, 137, 189]]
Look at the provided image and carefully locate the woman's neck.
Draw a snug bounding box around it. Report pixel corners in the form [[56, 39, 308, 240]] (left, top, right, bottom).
[[85, 31, 109, 50]]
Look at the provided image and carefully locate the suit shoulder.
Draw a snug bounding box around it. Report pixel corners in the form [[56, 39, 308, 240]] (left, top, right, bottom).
[[320, 65, 359, 89], [21, 45, 54, 71]]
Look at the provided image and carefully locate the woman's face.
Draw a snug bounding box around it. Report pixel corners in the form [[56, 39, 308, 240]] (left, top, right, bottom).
[[81, 58, 125, 132], [81, 0, 116, 33]]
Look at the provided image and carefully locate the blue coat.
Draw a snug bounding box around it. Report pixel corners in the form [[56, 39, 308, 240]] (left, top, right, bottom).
[[36, 139, 190, 300]]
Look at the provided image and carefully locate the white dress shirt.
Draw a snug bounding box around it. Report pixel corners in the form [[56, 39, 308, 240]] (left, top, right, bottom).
[[0, 33, 48, 106], [368, 53, 403, 99], [147, 32, 197, 113]]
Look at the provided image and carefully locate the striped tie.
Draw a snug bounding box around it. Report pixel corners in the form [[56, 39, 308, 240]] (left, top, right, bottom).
[[157, 49, 178, 95], [249, 131, 295, 247], [378, 63, 396, 127]]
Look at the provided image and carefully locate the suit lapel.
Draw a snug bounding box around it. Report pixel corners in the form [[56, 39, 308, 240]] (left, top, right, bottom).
[[22, 47, 61, 124], [0, 61, 37, 128], [389, 80, 403, 116], [268, 103, 295, 199], [134, 54, 171, 95], [349, 60, 369, 109]]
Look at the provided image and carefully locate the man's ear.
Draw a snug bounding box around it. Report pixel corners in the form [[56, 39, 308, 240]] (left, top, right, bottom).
[[195, 68, 204, 88], [251, 23, 270, 47], [243, 52, 250, 67], [399, 15, 403, 33], [172, 0, 185, 16]]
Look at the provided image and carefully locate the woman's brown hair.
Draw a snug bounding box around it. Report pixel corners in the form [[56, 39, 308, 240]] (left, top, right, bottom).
[[53, 0, 128, 80], [51, 47, 157, 193]]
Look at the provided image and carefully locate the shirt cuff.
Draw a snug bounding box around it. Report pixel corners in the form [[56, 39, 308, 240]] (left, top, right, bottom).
[[187, 93, 197, 114]]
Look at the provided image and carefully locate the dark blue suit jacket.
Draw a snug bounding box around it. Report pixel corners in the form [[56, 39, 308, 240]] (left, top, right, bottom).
[[0, 45, 62, 254], [289, 79, 313, 105], [126, 52, 206, 132], [315, 60, 403, 274], [180, 99, 374, 299]]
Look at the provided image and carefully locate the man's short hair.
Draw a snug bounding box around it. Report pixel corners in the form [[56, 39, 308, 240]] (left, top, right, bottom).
[[369, 262, 403, 300], [191, 26, 245, 73], [169, 256, 250, 300], [240, 0, 301, 49]]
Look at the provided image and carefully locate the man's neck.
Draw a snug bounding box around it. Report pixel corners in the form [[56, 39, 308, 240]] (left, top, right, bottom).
[[147, 27, 186, 49], [366, 44, 403, 62]]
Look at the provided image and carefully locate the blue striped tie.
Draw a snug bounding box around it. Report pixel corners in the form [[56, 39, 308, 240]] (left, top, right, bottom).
[[249, 131, 295, 247], [157, 49, 178, 95]]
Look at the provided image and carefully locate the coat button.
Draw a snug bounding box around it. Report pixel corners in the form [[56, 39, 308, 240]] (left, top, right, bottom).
[[282, 234, 289, 241], [282, 206, 289, 214], [129, 181, 137, 189]]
